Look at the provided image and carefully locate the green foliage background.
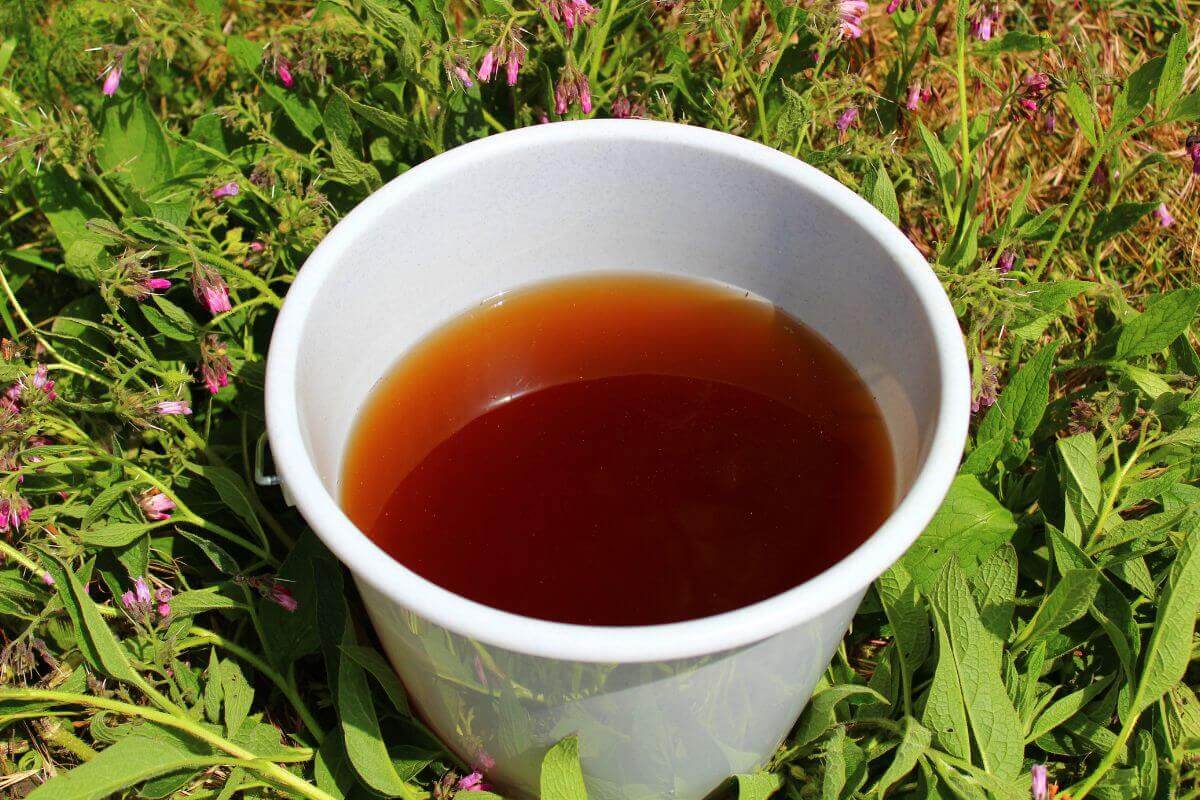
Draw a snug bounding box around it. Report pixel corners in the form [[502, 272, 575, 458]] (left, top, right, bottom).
[[1, 0, 1199, 798]]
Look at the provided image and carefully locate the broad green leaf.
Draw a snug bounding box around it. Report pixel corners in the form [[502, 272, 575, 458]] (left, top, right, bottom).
[[314, 735, 356, 800], [917, 122, 956, 214], [97, 95, 173, 192], [1135, 730, 1158, 799], [190, 464, 267, 544], [931, 561, 1024, 780], [1155, 29, 1188, 113], [978, 345, 1057, 443], [1011, 570, 1099, 654], [339, 644, 410, 713], [901, 475, 1017, 589], [1015, 204, 1062, 240], [1116, 363, 1172, 399], [1114, 289, 1200, 360], [736, 771, 781, 800], [141, 296, 196, 342], [42, 557, 139, 684], [220, 660, 254, 738], [32, 165, 108, 276], [26, 733, 213, 800], [169, 587, 241, 616], [541, 735, 588, 800], [1058, 434, 1102, 529], [971, 544, 1017, 663], [794, 685, 884, 746], [1170, 91, 1200, 121], [333, 86, 419, 138], [1063, 83, 1098, 145], [1089, 202, 1158, 245], [1111, 57, 1164, 132], [80, 522, 157, 548], [861, 162, 899, 225], [872, 716, 931, 796], [876, 562, 930, 678], [920, 613, 970, 761], [1027, 673, 1115, 742], [338, 643, 420, 799], [1131, 530, 1200, 715]]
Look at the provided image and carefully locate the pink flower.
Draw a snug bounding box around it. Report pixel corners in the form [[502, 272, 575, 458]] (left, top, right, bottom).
[[27, 364, 56, 401], [1043, 110, 1056, 134], [997, 249, 1016, 273], [886, 0, 923, 11], [474, 750, 496, 771], [41, 571, 54, 586], [134, 577, 152, 605], [838, 0, 868, 38], [139, 489, 176, 521], [1031, 765, 1048, 800], [546, 0, 597, 30], [905, 83, 922, 111], [612, 94, 647, 119], [554, 67, 592, 115], [191, 264, 232, 316], [198, 334, 233, 395], [153, 399, 192, 416], [211, 181, 239, 201], [277, 59, 295, 89], [156, 586, 173, 617], [121, 589, 137, 609], [970, 6, 1000, 40], [448, 59, 475, 89], [0, 494, 31, 531], [1154, 203, 1175, 228], [478, 48, 499, 82], [269, 583, 298, 612], [457, 772, 489, 792], [1187, 133, 1200, 174], [972, 356, 999, 413], [835, 106, 858, 135], [249, 241, 265, 253], [505, 44, 526, 86], [101, 66, 121, 97], [139, 277, 172, 298]]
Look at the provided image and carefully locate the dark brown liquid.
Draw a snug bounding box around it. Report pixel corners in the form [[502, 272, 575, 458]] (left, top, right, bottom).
[[341, 273, 895, 625]]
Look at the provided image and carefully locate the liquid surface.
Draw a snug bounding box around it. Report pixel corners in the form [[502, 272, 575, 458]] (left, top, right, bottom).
[[341, 273, 895, 625]]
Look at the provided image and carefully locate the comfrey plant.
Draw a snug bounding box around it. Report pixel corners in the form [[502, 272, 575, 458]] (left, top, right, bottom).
[[1, 0, 1199, 798]]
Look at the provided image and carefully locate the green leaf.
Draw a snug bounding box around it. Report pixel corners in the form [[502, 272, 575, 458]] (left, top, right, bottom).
[[917, 122, 956, 215], [26, 733, 213, 800], [1026, 673, 1115, 742], [794, 685, 884, 746], [1111, 57, 1164, 132], [1115, 363, 1173, 399], [736, 771, 781, 800], [97, 95, 174, 193], [1011, 570, 1099, 654], [1155, 29, 1188, 113], [80, 522, 157, 548], [920, 612, 970, 761], [930, 561, 1024, 780], [333, 86, 419, 139], [339, 644, 410, 713], [872, 716, 931, 796], [1170, 91, 1200, 121], [32, 166, 108, 276], [42, 557, 139, 684], [220, 660, 254, 738], [169, 587, 241, 616], [971, 544, 1018, 663], [1089, 202, 1158, 245], [1058, 434, 1102, 529], [1131, 529, 1200, 715], [978, 344, 1057, 443], [1114, 289, 1200, 360], [975, 30, 1049, 53], [140, 296, 197, 342], [338, 643, 421, 800], [861, 162, 899, 225], [1063, 83, 1099, 145], [541, 735, 588, 800], [876, 562, 930, 679], [901, 475, 1017, 589], [190, 464, 267, 544]]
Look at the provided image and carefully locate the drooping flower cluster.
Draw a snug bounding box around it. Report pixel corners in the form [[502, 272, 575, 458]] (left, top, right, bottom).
[[837, 0, 868, 39], [198, 334, 233, 395], [1015, 72, 1052, 120], [545, 0, 597, 32], [972, 355, 999, 413], [478, 38, 527, 87], [970, 5, 1001, 41], [997, 249, 1017, 274], [277, 58, 295, 89], [611, 93, 648, 119], [1186, 132, 1200, 174], [555, 66, 592, 115], [191, 264, 232, 316], [0, 492, 31, 532], [446, 55, 476, 89], [121, 577, 172, 621], [835, 106, 859, 136], [905, 82, 933, 111]]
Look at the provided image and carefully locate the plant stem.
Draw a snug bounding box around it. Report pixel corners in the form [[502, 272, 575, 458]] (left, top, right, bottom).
[[1032, 140, 1111, 280], [0, 688, 335, 800], [1063, 709, 1139, 800]]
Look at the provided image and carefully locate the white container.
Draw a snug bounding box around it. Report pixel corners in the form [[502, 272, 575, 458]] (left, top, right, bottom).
[[265, 120, 969, 800]]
